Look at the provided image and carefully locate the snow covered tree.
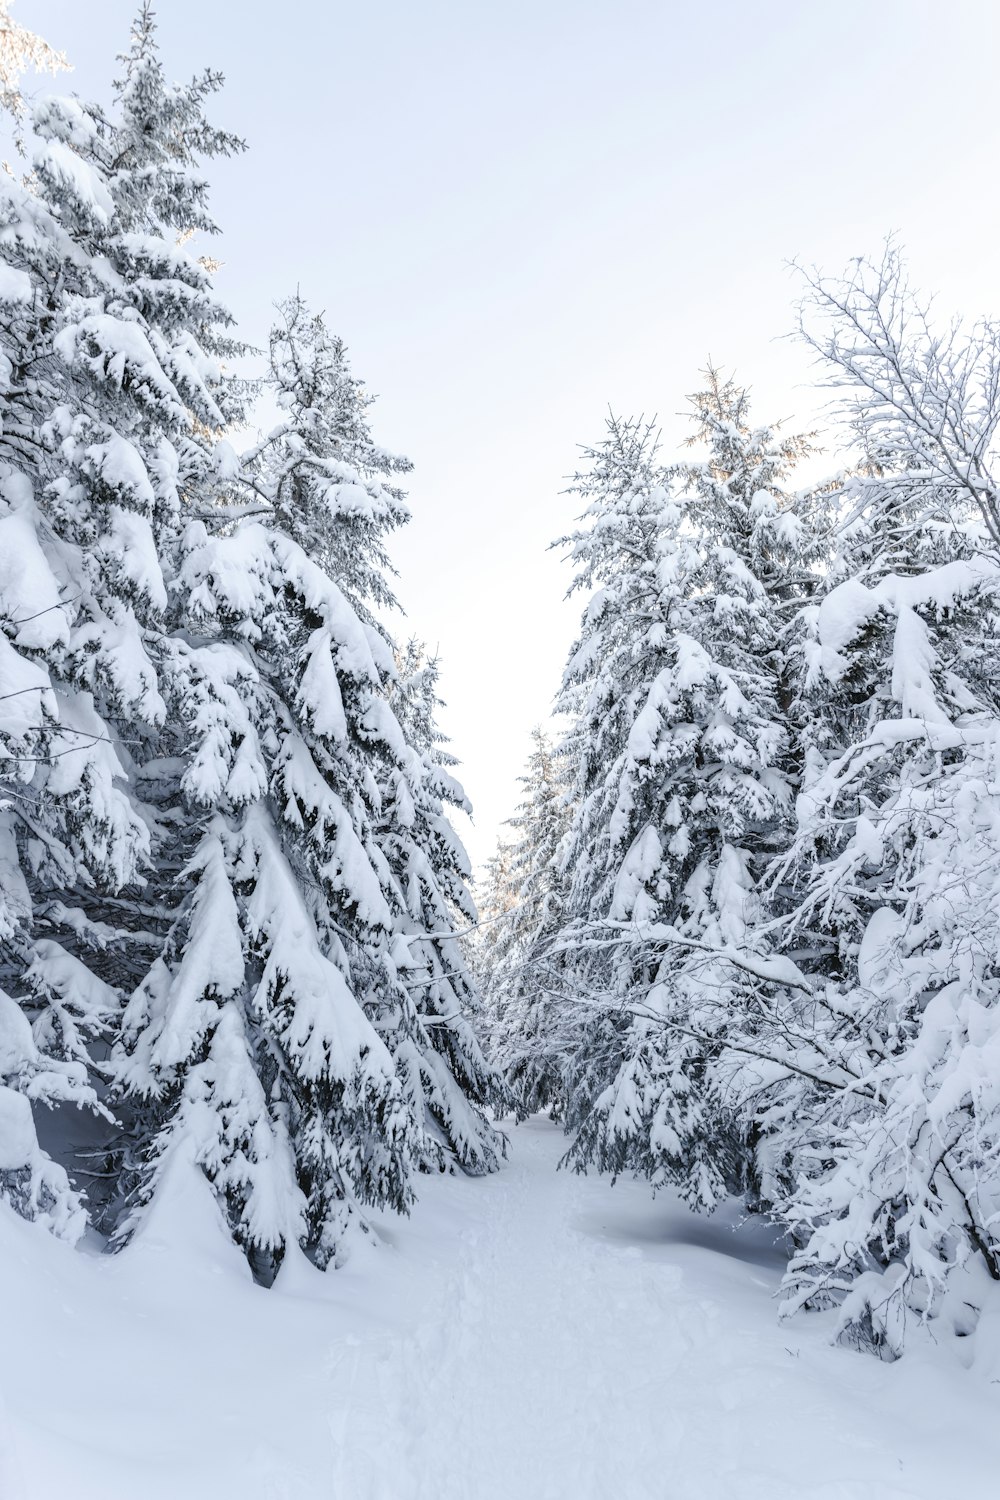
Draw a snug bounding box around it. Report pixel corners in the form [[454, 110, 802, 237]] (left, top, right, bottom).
[[115, 291, 504, 1273], [541, 416, 673, 1137], [523, 261, 1000, 1358], [745, 249, 1000, 1355], [0, 5, 242, 1238], [473, 836, 517, 998], [477, 727, 574, 1118], [254, 303, 505, 1180], [0, 2, 505, 1269], [380, 640, 508, 1171], [554, 384, 816, 1209]]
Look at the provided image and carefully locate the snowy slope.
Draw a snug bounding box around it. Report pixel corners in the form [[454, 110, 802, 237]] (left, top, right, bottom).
[[2, 1116, 997, 1500]]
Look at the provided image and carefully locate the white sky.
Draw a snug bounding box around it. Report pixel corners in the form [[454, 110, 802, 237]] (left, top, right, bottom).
[[21, 0, 1000, 868]]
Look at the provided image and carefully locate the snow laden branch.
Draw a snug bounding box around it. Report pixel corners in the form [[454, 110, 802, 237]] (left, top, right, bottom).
[[549, 917, 813, 995], [794, 241, 1000, 549]]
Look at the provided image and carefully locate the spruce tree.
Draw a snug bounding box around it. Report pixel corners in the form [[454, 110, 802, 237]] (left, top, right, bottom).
[[117, 290, 504, 1272], [555, 382, 815, 1209], [751, 251, 1000, 1353], [382, 641, 508, 1171], [254, 300, 505, 1181], [0, 5, 241, 1237], [478, 728, 574, 1119], [0, 12, 503, 1271]]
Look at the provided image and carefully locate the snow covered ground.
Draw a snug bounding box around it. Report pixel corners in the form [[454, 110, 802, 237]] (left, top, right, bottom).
[[3, 1115, 998, 1500]]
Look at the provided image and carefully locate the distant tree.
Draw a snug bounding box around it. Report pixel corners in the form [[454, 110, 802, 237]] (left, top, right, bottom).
[[478, 727, 574, 1118], [380, 641, 508, 1173]]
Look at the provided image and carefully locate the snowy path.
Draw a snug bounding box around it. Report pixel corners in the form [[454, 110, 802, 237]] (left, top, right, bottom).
[[3, 1115, 999, 1499], [337, 1120, 766, 1500]]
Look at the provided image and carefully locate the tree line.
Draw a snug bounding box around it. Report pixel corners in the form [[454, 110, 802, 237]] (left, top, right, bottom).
[[479, 256, 1000, 1358]]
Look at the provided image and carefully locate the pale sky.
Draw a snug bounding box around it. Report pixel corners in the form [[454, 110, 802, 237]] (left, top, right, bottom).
[[21, 0, 1000, 868]]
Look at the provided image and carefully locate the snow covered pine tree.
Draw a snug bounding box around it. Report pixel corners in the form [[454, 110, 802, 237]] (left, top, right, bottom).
[[0, 9, 502, 1277], [749, 248, 1000, 1355], [383, 638, 510, 1171], [0, 3, 245, 1240], [117, 286, 504, 1273], [548, 384, 815, 1210], [477, 727, 573, 1118]]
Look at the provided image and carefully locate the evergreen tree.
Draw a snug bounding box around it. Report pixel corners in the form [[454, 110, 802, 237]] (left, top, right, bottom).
[[0, 13, 502, 1272], [543, 415, 671, 1136], [554, 383, 815, 1209], [748, 250, 1000, 1354], [473, 837, 518, 1004], [0, 5, 242, 1237], [254, 302, 505, 1180], [0, 0, 68, 141], [116, 291, 503, 1273], [381, 641, 508, 1171], [767, 525, 1000, 1354], [477, 727, 574, 1118]]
